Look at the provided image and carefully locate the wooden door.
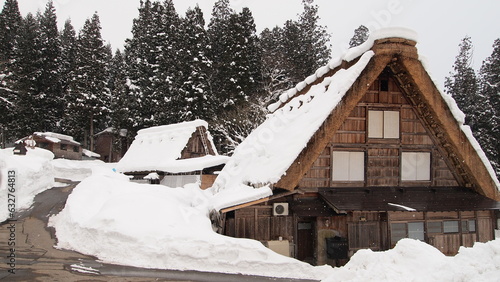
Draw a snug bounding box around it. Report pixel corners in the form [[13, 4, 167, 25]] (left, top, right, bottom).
[[297, 218, 315, 264]]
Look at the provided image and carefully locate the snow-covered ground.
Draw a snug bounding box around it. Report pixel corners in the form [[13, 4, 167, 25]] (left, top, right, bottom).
[[1, 152, 499, 280], [0, 147, 54, 222]]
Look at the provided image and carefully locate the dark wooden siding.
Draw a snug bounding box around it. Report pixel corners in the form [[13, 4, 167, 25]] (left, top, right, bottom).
[[225, 206, 294, 242], [180, 126, 216, 159], [298, 75, 460, 189]]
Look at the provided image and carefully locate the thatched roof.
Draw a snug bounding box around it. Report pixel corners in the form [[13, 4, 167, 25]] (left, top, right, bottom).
[[213, 28, 500, 204]]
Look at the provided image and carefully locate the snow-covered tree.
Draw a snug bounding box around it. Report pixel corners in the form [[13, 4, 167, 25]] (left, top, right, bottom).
[[0, 0, 22, 143], [11, 13, 43, 137], [260, 26, 294, 100], [60, 19, 78, 97], [281, 0, 331, 86], [108, 49, 133, 148], [349, 25, 369, 48], [178, 5, 212, 122], [37, 0, 63, 130], [66, 13, 110, 150], [478, 39, 500, 177], [445, 36, 479, 125]]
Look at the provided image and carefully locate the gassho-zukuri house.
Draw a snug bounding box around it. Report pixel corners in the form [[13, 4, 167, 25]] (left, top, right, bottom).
[[210, 28, 500, 267], [116, 120, 229, 189]]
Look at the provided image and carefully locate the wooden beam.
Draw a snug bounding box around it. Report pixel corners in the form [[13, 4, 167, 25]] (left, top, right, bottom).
[[220, 197, 270, 213]]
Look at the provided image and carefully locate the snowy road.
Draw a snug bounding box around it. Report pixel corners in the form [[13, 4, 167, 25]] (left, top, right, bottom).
[[0, 180, 318, 282]]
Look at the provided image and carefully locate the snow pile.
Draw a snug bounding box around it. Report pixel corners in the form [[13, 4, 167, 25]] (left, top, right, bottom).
[[212, 51, 374, 204], [323, 238, 500, 282], [0, 148, 55, 222], [52, 158, 111, 181], [49, 173, 333, 280], [116, 119, 228, 173]]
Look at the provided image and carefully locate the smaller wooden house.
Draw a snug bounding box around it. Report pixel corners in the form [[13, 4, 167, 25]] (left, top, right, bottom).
[[18, 132, 83, 160], [94, 128, 130, 162], [116, 120, 229, 189], [212, 28, 500, 266]]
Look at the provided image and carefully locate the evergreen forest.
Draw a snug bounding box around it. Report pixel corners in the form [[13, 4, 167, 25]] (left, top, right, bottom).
[[0, 0, 498, 179]]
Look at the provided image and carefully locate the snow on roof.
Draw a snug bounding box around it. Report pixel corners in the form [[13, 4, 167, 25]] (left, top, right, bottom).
[[96, 127, 128, 137], [34, 132, 81, 145], [211, 50, 374, 206], [116, 120, 228, 173], [213, 27, 499, 206], [82, 149, 100, 158], [268, 27, 418, 113]]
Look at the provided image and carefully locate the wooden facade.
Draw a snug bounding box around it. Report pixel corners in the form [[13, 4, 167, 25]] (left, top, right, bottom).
[[20, 133, 82, 160], [94, 129, 130, 162], [220, 36, 500, 266]]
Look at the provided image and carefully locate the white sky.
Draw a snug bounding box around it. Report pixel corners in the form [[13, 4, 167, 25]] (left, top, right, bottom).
[[6, 0, 500, 88]]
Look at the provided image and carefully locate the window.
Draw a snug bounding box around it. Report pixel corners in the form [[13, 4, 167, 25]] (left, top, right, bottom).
[[60, 144, 67, 151], [332, 151, 364, 181], [368, 110, 399, 139], [427, 221, 442, 233], [443, 221, 459, 233], [391, 222, 424, 245], [462, 220, 476, 233], [408, 222, 425, 241], [401, 152, 431, 181], [38, 142, 49, 149], [73, 146, 79, 153], [380, 79, 389, 91]]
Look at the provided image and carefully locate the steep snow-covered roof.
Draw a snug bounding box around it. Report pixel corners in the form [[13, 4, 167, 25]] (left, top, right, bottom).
[[212, 27, 500, 208], [116, 120, 228, 173]]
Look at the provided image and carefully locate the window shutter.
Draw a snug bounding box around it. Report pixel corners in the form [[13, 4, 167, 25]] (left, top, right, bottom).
[[384, 111, 400, 138], [368, 110, 384, 138]]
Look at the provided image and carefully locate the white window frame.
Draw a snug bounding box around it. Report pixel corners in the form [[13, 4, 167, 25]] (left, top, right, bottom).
[[401, 152, 431, 181], [368, 110, 400, 139], [332, 151, 365, 181]]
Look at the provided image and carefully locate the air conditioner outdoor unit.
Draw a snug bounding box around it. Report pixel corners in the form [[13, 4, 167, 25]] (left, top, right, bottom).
[[273, 203, 289, 216]]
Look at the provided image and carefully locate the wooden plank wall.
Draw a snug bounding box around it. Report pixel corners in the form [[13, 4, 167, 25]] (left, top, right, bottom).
[[226, 206, 294, 242], [298, 75, 459, 189]]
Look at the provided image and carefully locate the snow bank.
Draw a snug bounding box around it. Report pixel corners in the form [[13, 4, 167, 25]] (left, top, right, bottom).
[[49, 173, 332, 280], [323, 238, 500, 282], [52, 158, 111, 181], [0, 148, 55, 222]]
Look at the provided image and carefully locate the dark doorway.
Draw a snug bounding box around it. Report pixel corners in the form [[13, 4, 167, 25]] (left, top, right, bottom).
[[297, 218, 315, 264]]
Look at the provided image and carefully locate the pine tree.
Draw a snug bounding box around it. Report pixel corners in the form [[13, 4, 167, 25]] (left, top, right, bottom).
[[0, 0, 22, 143], [178, 5, 211, 122], [260, 26, 293, 100], [60, 19, 78, 97], [281, 0, 331, 85], [66, 13, 110, 150], [444, 36, 479, 127], [108, 49, 132, 147], [38, 0, 63, 131], [125, 0, 158, 131], [349, 25, 369, 48], [207, 0, 236, 112], [154, 0, 182, 125], [478, 39, 500, 177]]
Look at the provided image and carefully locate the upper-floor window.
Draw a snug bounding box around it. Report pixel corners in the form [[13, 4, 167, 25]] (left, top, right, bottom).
[[332, 151, 364, 181], [401, 152, 431, 181], [368, 110, 399, 139]]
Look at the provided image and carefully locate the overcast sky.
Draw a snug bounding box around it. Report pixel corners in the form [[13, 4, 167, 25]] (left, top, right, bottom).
[[6, 0, 500, 88]]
